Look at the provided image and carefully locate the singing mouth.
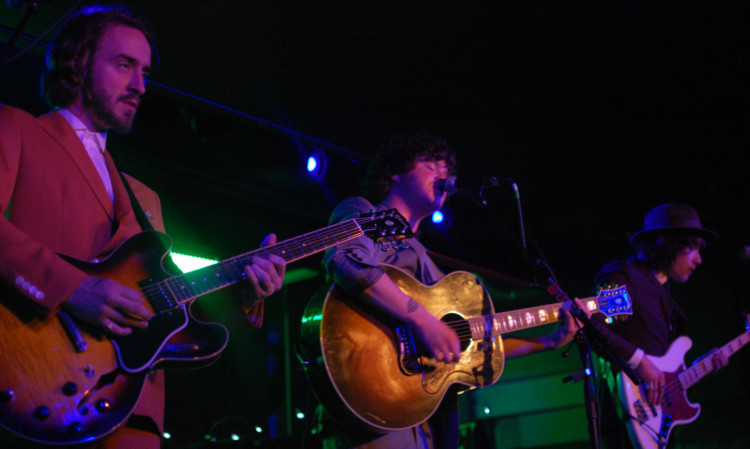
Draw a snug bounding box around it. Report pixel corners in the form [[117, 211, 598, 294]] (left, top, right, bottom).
[[121, 98, 139, 110]]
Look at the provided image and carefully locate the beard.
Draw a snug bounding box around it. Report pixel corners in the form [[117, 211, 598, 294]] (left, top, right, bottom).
[[81, 72, 137, 133]]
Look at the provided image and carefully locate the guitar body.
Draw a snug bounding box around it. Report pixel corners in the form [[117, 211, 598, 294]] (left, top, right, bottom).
[[300, 265, 504, 433], [0, 296, 147, 447], [0, 231, 227, 446], [618, 336, 700, 449], [0, 210, 412, 446], [64, 231, 229, 372]]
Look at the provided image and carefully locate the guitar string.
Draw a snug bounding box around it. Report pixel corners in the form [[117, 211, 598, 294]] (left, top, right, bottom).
[[137, 213, 405, 308], [658, 347, 723, 401], [442, 292, 624, 341], [656, 334, 748, 406], [138, 224, 360, 307], [442, 305, 563, 341]]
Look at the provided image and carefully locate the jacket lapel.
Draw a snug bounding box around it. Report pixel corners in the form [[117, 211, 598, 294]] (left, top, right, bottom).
[[103, 154, 143, 254], [37, 111, 115, 221]]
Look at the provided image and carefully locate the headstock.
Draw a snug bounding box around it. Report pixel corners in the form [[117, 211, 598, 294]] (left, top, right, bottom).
[[357, 209, 414, 243], [588, 284, 632, 322]]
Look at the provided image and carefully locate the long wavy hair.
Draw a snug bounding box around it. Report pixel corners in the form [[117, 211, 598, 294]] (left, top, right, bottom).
[[630, 232, 706, 273], [41, 4, 157, 109], [363, 131, 456, 204]]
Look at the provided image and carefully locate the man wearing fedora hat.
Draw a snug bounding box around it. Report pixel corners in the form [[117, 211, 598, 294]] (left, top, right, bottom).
[[588, 203, 721, 448]]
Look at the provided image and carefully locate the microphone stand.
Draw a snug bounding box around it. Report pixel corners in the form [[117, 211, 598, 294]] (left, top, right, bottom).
[[547, 281, 642, 449], [469, 178, 642, 449]]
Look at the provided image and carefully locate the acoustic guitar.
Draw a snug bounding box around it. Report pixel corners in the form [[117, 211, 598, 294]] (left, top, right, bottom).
[[299, 264, 632, 432], [0, 209, 411, 447]]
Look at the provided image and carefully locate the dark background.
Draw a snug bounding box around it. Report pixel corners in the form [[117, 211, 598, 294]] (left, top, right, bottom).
[[2, 1, 749, 447]]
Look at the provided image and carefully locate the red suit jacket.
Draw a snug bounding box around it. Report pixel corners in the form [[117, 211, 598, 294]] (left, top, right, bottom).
[[0, 105, 165, 441]]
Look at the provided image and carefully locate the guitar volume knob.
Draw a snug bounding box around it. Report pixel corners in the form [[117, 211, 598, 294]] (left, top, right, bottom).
[[96, 399, 112, 413], [62, 381, 78, 396], [0, 389, 14, 403], [68, 421, 85, 436], [34, 405, 51, 421]]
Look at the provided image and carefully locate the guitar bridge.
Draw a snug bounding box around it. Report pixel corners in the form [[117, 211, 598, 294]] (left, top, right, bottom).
[[633, 399, 648, 423]]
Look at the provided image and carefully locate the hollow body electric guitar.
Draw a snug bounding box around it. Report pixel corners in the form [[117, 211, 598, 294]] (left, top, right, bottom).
[[617, 322, 750, 449], [0, 209, 412, 447], [298, 264, 632, 432]]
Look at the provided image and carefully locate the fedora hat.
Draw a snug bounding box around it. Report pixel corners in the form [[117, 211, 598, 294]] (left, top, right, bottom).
[[630, 203, 718, 244]]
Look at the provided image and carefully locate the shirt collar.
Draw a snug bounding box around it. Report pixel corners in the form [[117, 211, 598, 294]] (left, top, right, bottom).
[[58, 107, 108, 152]]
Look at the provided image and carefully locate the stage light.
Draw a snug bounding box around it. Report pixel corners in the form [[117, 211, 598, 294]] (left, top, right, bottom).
[[230, 433, 240, 441], [301, 313, 322, 324], [163, 432, 171, 439], [295, 408, 305, 420], [171, 251, 318, 288], [307, 156, 318, 172], [306, 150, 326, 179], [170, 252, 217, 273], [255, 426, 263, 434], [429, 207, 452, 230]]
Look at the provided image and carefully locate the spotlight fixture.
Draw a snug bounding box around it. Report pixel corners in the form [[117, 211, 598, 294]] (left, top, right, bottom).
[[306, 150, 327, 180]]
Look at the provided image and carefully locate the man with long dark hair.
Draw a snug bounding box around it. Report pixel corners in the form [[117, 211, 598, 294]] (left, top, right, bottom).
[[0, 4, 285, 448], [589, 203, 723, 448]]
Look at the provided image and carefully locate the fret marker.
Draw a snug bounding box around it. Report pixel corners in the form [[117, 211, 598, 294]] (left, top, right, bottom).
[[524, 312, 533, 326], [539, 310, 548, 322]]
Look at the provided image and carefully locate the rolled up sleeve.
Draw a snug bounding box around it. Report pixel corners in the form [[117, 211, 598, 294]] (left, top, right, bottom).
[[322, 197, 387, 293]]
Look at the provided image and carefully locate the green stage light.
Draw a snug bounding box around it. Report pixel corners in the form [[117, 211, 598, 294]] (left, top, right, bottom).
[[170, 252, 320, 285], [170, 252, 218, 273]]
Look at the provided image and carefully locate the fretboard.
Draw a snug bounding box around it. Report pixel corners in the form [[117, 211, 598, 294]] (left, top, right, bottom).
[[144, 218, 367, 309], [679, 330, 750, 390], [468, 304, 562, 339], [466, 296, 606, 339]]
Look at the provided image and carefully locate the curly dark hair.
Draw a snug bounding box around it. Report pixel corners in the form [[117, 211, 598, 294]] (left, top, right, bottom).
[[363, 131, 457, 203], [630, 232, 706, 273], [41, 4, 157, 109]]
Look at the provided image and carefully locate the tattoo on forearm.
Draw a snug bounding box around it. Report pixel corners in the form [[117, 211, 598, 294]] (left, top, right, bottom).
[[407, 298, 419, 313]]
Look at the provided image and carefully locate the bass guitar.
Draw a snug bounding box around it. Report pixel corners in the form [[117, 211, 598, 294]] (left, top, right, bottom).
[[298, 264, 632, 432], [0, 209, 412, 447], [617, 318, 750, 449]]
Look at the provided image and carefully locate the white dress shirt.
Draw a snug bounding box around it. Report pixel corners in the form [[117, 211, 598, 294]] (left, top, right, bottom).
[[58, 108, 114, 203]]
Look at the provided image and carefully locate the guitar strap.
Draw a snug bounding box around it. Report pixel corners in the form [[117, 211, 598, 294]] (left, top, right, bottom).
[[119, 173, 184, 278], [118, 172, 155, 232]]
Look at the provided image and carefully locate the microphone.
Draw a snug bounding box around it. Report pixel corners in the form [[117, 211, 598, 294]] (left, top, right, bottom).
[[434, 175, 526, 249], [434, 175, 459, 195], [434, 175, 506, 196]]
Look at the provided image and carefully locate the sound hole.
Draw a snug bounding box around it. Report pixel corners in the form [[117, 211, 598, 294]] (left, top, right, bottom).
[[442, 313, 471, 352]]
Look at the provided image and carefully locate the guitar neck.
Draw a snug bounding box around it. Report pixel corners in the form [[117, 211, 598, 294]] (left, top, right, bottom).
[[468, 295, 598, 338], [161, 218, 366, 305], [464, 284, 631, 339], [679, 329, 750, 390]]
